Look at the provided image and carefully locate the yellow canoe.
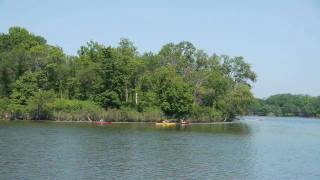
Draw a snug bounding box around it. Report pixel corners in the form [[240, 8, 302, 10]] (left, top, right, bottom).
[[155, 122, 177, 126]]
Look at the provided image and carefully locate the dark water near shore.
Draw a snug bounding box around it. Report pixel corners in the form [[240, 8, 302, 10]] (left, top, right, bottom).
[[0, 117, 320, 179]]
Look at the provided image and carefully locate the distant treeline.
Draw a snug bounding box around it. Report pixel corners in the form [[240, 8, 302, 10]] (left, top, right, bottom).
[[249, 94, 320, 118], [0, 27, 257, 122]]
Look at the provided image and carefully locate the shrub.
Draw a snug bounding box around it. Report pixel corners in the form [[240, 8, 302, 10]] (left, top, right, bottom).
[[51, 98, 103, 121], [190, 105, 224, 122], [27, 90, 55, 120]]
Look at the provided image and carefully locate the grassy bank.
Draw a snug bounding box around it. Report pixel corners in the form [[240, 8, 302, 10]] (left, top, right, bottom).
[[0, 97, 230, 122], [0, 98, 165, 122]]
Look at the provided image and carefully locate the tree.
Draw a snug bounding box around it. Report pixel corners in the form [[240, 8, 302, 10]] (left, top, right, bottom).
[[156, 67, 194, 118], [0, 27, 46, 52], [10, 71, 46, 105], [250, 94, 320, 118], [27, 90, 55, 120], [0, 26, 260, 122]]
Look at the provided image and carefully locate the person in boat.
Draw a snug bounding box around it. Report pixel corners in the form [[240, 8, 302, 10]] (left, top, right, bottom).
[[180, 118, 188, 124], [162, 119, 169, 123]]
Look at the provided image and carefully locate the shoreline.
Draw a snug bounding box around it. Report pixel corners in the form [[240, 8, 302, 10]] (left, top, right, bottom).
[[0, 119, 237, 125], [53, 121, 238, 125]]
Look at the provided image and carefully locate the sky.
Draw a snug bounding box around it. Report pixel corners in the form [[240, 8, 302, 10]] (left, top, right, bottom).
[[0, 0, 319, 98]]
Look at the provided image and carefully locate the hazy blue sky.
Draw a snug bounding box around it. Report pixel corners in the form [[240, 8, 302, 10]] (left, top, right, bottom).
[[1, 0, 319, 98]]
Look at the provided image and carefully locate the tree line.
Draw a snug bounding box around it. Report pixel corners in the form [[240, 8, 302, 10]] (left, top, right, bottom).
[[0, 27, 257, 122], [249, 94, 320, 118]]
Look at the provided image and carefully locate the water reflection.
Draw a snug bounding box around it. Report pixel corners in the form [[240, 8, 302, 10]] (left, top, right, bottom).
[[176, 123, 251, 135], [91, 122, 252, 136]]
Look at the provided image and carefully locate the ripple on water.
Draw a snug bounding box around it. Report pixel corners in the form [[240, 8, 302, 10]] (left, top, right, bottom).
[[0, 118, 320, 179]]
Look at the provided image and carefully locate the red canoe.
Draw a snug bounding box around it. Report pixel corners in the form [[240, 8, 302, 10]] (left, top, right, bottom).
[[94, 121, 112, 125]]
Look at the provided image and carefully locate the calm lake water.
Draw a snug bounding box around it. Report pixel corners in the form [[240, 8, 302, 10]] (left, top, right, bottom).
[[0, 117, 320, 180]]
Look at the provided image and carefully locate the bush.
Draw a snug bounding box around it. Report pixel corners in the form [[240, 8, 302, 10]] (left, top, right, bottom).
[[0, 96, 165, 121], [99, 107, 164, 122], [190, 105, 224, 122], [27, 90, 55, 120], [51, 98, 103, 121], [0, 98, 11, 120]]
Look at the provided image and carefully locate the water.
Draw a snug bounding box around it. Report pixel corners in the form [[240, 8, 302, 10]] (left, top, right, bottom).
[[0, 117, 319, 179]]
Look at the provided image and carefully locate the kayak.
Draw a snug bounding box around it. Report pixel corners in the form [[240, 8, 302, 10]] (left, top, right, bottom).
[[155, 122, 176, 126], [94, 121, 112, 125]]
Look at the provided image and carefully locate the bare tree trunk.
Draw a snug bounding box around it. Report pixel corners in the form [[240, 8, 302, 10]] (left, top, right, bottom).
[[125, 87, 128, 103], [87, 114, 93, 122], [135, 92, 138, 105], [59, 81, 63, 99]]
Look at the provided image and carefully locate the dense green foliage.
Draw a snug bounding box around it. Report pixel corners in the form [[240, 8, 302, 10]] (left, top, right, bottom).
[[0, 27, 256, 121], [249, 94, 320, 117]]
